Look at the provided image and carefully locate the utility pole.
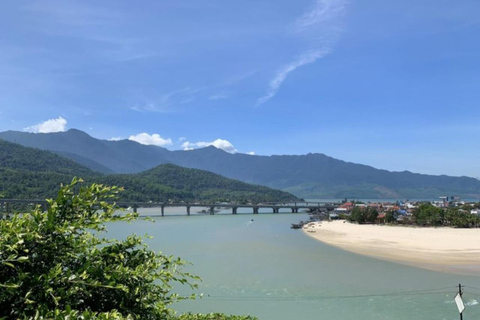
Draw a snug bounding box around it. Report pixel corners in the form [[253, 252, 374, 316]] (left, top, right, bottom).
[[459, 284, 463, 320], [455, 283, 465, 320]]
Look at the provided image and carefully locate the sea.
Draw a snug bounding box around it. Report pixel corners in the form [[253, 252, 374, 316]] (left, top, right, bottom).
[[106, 206, 480, 320]]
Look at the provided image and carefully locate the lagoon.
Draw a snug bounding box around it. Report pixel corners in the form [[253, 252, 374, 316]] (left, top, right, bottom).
[[106, 208, 480, 320]]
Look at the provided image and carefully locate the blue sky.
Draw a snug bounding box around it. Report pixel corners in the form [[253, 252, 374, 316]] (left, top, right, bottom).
[[1, 0, 479, 178]]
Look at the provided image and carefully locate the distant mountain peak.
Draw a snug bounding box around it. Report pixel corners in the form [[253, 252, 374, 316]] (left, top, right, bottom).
[[64, 128, 92, 137], [1, 129, 479, 199], [187, 145, 229, 154]]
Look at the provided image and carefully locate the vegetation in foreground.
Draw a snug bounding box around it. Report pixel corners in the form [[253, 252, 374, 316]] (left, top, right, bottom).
[[0, 179, 257, 320]]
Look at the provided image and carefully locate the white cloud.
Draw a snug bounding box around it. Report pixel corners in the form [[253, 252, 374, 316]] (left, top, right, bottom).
[[24, 116, 67, 133], [109, 136, 124, 141], [256, 48, 330, 106], [246, 151, 256, 155], [182, 139, 238, 153], [256, 0, 347, 106], [295, 0, 347, 32], [128, 133, 173, 147]]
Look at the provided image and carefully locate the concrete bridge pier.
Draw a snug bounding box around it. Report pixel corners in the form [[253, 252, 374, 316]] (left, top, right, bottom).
[[161, 205, 165, 217], [210, 206, 215, 215], [272, 207, 279, 213], [232, 207, 237, 214], [253, 207, 259, 214], [291, 208, 298, 213], [187, 206, 191, 216], [132, 204, 138, 214]]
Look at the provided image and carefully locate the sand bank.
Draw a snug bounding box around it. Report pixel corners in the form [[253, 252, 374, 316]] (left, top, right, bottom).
[[303, 220, 480, 274]]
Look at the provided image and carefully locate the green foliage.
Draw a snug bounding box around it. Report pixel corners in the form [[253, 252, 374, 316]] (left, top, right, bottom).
[[384, 210, 396, 223], [411, 204, 480, 228], [0, 140, 97, 177], [413, 203, 445, 226], [0, 139, 100, 199], [0, 179, 201, 319], [348, 206, 378, 224], [444, 208, 480, 228]]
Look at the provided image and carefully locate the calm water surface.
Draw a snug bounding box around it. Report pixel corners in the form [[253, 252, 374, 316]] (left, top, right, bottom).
[[106, 208, 480, 320]]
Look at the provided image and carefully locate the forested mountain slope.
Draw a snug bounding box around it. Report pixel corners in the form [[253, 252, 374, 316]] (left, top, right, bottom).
[[0, 139, 298, 202], [2, 130, 479, 199]]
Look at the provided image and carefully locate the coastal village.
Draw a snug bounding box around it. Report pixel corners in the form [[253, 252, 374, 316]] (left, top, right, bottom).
[[329, 196, 480, 222], [290, 196, 480, 229]]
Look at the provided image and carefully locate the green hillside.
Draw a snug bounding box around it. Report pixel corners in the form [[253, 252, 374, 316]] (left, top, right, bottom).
[[0, 140, 100, 198], [0, 139, 299, 202], [0, 139, 96, 176], [102, 164, 298, 203], [2, 129, 480, 199]]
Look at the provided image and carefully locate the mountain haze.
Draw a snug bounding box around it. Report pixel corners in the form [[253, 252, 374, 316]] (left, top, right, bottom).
[[1, 129, 479, 199]]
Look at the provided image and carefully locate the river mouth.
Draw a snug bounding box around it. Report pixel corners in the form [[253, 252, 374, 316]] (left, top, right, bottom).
[[105, 213, 480, 320]]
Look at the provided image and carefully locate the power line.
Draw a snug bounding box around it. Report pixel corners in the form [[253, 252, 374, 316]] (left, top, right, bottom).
[[462, 291, 480, 298], [464, 285, 480, 292], [201, 286, 457, 302]]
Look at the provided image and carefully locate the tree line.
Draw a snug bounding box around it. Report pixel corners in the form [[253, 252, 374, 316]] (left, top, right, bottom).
[[346, 203, 480, 228]]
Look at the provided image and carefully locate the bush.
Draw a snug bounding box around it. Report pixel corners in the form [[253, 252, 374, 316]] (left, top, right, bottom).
[[0, 179, 256, 320]]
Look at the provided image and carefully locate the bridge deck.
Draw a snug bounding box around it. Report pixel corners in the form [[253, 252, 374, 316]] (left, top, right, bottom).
[[0, 199, 339, 216]]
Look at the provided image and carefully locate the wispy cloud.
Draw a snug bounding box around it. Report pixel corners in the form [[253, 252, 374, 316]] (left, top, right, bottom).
[[130, 87, 203, 113], [209, 93, 229, 100], [24, 116, 67, 133], [256, 48, 330, 106], [256, 0, 347, 106], [295, 0, 347, 33]]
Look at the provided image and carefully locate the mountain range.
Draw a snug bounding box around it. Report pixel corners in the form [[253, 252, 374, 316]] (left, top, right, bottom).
[[1, 129, 479, 199], [0, 139, 297, 202]]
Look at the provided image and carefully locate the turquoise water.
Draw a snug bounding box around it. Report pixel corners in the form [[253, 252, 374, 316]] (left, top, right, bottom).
[[106, 208, 480, 320]]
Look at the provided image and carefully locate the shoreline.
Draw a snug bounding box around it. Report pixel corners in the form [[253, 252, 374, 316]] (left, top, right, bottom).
[[302, 220, 480, 275]]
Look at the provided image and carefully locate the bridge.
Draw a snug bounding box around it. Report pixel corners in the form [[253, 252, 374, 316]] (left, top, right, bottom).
[[117, 201, 339, 216], [0, 199, 339, 217]]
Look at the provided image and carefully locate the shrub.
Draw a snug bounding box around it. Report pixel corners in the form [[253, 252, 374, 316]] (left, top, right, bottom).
[[0, 179, 206, 319]]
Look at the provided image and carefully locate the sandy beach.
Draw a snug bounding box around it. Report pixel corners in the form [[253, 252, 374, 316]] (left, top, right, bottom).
[[303, 220, 480, 274]]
